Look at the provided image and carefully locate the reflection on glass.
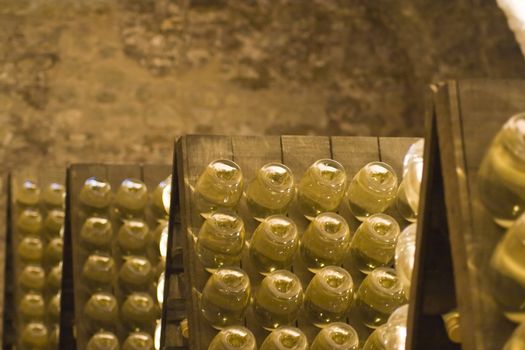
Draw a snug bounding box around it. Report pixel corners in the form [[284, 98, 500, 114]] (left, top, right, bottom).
[[79, 177, 112, 210], [121, 293, 159, 331], [156, 273, 165, 306], [347, 162, 398, 221], [18, 237, 43, 263], [310, 322, 359, 350], [153, 175, 172, 217], [86, 331, 120, 350], [117, 220, 150, 254], [304, 266, 353, 325], [260, 327, 308, 350], [246, 163, 295, 219], [300, 213, 350, 272], [19, 292, 45, 321], [253, 270, 303, 329], [80, 217, 113, 251], [504, 322, 525, 350], [119, 256, 154, 293], [115, 178, 148, 217], [42, 182, 65, 208], [84, 293, 119, 333], [249, 215, 299, 274], [152, 220, 169, 259], [194, 159, 244, 213], [20, 322, 48, 349], [17, 179, 40, 206], [349, 213, 400, 274], [396, 140, 424, 222], [44, 210, 65, 238], [363, 304, 408, 350], [297, 159, 347, 218], [209, 326, 257, 350], [201, 267, 251, 329], [123, 331, 154, 350], [196, 211, 245, 272], [355, 268, 407, 328], [16, 208, 43, 235], [395, 224, 417, 298], [478, 114, 525, 227], [19, 265, 45, 291], [82, 254, 115, 291]]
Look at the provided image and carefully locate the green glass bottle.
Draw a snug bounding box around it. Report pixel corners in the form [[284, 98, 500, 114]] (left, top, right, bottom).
[[16, 208, 43, 236], [44, 210, 65, 239], [363, 304, 408, 350], [297, 159, 347, 218], [19, 292, 45, 321], [245, 163, 295, 219], [48, 293, 61, 323], [196, 211, 245, 273], [349, 214, 400, 274], [200, 267, 251, 329], [300, 213, 351, 272], [115, 178, 148, 218], [20, 322, 48, 350], [347, 162, 398, 221], [121, 292, 159, 332], [310, 323, 359, 350], [355, 268, 407, 329], [79, 177, 112, 211], [209, 326, 257, 350], [117, 220, 150, 255], [84, 292, 119, 333], [80, 217, 113, 251], [16, 179, 40, 207], [119, 256, 154, 293], [19, 265, 45, 292], [46, 263, 62, 293], [18, 237, 44, 263], [82, 254, 115, 291], [194, 159, 244, 213], [123, 332, 154, 350], [253, 270, 303, 329], [42, 182, 65, 208], [260, 327, 308, 350], [44, 237, 63, 266], [249, 215, 299, 275], [303, 266, 354, 325], [86, 331, 120, 350]]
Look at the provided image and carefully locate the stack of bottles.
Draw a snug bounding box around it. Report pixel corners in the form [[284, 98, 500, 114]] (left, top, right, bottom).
[[188, 144, 423, 349], [75, 175, 171, 350], [14, 178, 65, 350]]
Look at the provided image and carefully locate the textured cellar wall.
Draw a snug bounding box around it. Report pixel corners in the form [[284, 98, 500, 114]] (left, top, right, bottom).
[[0, 0, 524, 326]]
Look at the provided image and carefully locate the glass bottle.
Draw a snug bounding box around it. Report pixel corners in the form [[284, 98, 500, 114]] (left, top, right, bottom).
[[300, 213, 351, 272], [79, 177, 112, 211], [478, 114, 525, 227], [209, 326, 257, 350], [123, 332, 154, 350], [488, 213, 525, 322], [194, 159, 244, 213], [44, 210, 65, 239], [47, 263, 62, 293], [80, 217, 113, 251], [20, 322, 48, 350], [349, 213, 400, 274], [505, 322, 525, 350], [49, 324, 60, 349], [48, 293, 61, 323], [152, 220, 169, 260], [253, 270, 303, 329], [44, 237, 63, 266], [200, 267, 251, 329], [117, 219, 150, 255], [355, 268, 407, 328], [347, 162, 398, 221], [19, 292, 45, 321], [303, 266, 354, 325], [196, 211, 245, 273], [18, 237, 44, 263], [82, 254, 115, 291], [297, 159, 347, 218], [16, 179, 40, 207], [42, 182, 65, 208], [152, 175, 172, 218], [119, 256, 154, 293], [84, 292, 119, 333], [396, 140, 424, 222], [249, 215, 299, 274], [19, 265, 45, 292], [121, 292, 159, 332], [310, 323, 359, 350], [260, 327, 308, 350], [363, 304, 408, 350], [86, 331, 120, 350], [246, 163, 295, 219], [395, 223, 416, 298], [115, 178, 148, 218], [16, 208, 43, 235], [441, 310, 461, 344]]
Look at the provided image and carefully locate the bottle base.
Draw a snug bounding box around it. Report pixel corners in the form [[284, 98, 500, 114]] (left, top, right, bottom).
[[505, 311, 525, 323]]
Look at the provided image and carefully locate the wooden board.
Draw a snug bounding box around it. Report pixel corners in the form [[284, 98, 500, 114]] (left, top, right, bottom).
[[175, 135, 419, 349]]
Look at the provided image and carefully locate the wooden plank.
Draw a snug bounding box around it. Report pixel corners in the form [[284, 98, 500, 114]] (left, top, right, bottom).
[[1, 174, 13, 348]]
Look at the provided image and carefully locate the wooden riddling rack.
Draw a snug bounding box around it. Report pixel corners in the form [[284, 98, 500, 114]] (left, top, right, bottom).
[[61, 164, 171, 349], [408, 79, 525, 350], [175, 134, 420, 349], [2, 168, 65, 349]]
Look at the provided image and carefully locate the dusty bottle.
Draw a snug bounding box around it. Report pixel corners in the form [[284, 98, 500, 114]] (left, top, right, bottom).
[[355, 268, 407, 329], [209, 326, 257, 350], [86, 331, 120, 350], [194, 159, 244, 213], [42, 182, 65, 208], [115, 178, 148, 218], [347, 162, 398, 221], [310, 322, 359, 350], [396, 139, 424, 222], [505, 322, 525, 350], [119, 256, 154, 293], [19, 265, 45, 292], [18, 237, 44, 263], [303, 266, 354, 325], [300, 212, 351, 272], [84, 292, 119, 333], [200, 267, 251, 329], [260, 327, 308, 350], [249, 215, 299, 274], [246, 163, 295, 219], [20, 322, 48, 350], [16, 179, 40, 207], [253, 270, 303, 329], [363, 304, 408, 350], [117, 219, 150, 255], [79, 177, 112, 211], [349, 213, 400, 273], [16, 208, 43, 236], [80, 217, 113, 251], [82, 254, 115, 291], [395, 223, 417, 298], [478, 113, 525, 227], [123, 331, 154, 350], [297, 159, 347, 218], [121, 292, 159, 332], [19, 292, 45, 321], [196, 211, 245, 272]]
